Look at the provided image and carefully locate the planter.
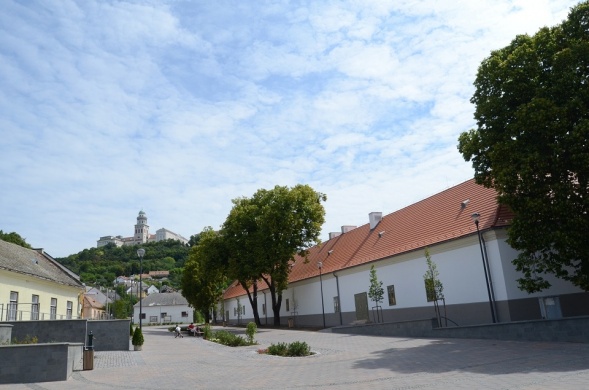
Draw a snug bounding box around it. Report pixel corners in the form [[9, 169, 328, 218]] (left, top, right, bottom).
[[133, 345, 142, 351]]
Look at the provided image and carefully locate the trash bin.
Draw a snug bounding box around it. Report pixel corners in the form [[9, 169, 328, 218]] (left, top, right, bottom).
[[83, 331, 94, 370], [83, 348, 94, 370], [288, 318, 294, 328]]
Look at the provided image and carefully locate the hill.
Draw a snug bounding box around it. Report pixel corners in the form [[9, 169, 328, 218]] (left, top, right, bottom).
[[55, 239, 191, 288]]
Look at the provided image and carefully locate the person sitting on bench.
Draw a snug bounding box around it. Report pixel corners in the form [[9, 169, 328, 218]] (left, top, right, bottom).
[[187, 322, 197, 336]]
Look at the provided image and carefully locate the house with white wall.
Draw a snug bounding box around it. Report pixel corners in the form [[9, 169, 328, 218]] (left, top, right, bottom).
[[0, 239, 84, 321], [133, 292, 193, 325], [223, 179, 589, 328]]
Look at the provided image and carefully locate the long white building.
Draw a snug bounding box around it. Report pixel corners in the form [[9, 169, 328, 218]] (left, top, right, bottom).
[[223, 179, 589, 327], [97, 210, 188, 248]]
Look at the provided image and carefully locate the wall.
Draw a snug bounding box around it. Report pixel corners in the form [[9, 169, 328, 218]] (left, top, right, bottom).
[[5, 319, 130, 351], [330, 316, 589, 344], [0, 342, 83, 384]]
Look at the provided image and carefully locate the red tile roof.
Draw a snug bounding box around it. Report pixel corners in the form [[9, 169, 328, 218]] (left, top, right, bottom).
[[224, 179, 512, 299]]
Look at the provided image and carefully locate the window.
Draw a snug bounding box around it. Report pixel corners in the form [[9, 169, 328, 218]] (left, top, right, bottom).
[[262, 303, 266, 315], [285, 298, 290, 312], [234, 307, 237, 316], [181, 311, 188, 317], [140, 313, 146, 319], [150, 316, 158, 322], [387, 285, 397, 306], [9, 291, 18, 321], [66, 301, 73, 319], [161, 312, 168, 318], [31, 295, 39, 320], [50, 298, 57, 320], [333, 296, 340, 313], [242, 306, 245, 315]]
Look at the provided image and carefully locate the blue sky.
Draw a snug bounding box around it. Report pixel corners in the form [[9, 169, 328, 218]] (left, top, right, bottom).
[[0, 0, 579, 258]]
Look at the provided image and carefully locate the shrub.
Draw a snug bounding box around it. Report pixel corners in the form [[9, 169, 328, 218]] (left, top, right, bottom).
[[246, 322, 257, 344], [287, 341, 310, 357], [213, 330, 248, 347], [132, 327, 144, 346], [12, 335, 38, 345], [267, 342, 288, 356], [203, 324, 212, 340], [266, 341, 311, 357], [130, 322, 134, 337]]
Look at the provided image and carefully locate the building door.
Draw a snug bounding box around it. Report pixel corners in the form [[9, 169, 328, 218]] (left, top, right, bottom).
[[354, 292, 369, 321], [539, 296, 562, 320]]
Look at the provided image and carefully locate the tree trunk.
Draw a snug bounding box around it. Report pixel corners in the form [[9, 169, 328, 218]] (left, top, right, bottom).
[[242, 281, 261, 326]]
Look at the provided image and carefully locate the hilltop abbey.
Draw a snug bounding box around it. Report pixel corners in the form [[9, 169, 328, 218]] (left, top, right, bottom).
[[96, 210, 188, 248]]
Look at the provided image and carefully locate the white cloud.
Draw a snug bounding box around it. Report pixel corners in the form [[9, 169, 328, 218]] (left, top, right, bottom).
[[0, 0, 580, 257]]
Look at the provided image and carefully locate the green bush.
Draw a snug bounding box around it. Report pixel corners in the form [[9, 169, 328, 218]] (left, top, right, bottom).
[[287, 341, 310, 356], [203, 324, 212, 340], [245, 322, 257, 344], [267, 342, 288, 356], [132, 327, 144, 346], [266, 341, 311, 357], [213, 330, 248, 347], [12, 335, 38, 345], [130, 322, 134, 337]]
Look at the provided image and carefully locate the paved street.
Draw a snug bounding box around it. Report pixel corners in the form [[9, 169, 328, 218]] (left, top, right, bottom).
[[4, 325, 589, 389]]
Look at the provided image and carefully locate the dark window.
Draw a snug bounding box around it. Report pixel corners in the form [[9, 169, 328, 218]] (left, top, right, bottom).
[[387, 285, 397, 306], [333, 296, 340, 313]]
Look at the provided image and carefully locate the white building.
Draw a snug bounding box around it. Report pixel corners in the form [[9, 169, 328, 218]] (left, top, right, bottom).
[[97, 210, 189, 248], [133, 292, 193, 325], [223, 179, 589, 327]]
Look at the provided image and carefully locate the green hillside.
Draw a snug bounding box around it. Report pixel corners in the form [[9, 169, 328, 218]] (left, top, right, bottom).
[[55, 239, 192, 288]]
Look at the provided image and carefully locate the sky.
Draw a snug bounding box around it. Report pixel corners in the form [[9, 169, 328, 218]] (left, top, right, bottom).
[[0, 0, 580, 258]]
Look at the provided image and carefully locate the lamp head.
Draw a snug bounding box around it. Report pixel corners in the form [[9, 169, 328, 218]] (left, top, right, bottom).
[[471, 212, 480, 225], [317, 261, 323, 269], [137, 248, 145, 258]]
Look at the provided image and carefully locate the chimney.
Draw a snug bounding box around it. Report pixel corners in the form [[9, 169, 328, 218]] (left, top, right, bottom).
[[328, 232, 342, 239], [369, 212, 382, 230], [341, 225, 357, 233]]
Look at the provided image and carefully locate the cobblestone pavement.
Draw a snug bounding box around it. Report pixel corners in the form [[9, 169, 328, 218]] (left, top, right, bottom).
[[4, 325, 589, 389]]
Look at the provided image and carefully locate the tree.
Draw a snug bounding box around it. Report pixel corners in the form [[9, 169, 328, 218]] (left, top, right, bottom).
[[223, 184, 326, 326], [181, 227, 227, 324], [0, 230, 31, 248], [458, 1, 589, 292], [423, 248, 445, 326], [367, 265, 384, 322]]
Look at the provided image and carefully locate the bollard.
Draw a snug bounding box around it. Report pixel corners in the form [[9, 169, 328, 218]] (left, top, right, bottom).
[[83, 331, 95, 370]]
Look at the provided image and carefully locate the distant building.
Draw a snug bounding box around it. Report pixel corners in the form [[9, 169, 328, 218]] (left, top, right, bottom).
[[97, 210, 188, 248]]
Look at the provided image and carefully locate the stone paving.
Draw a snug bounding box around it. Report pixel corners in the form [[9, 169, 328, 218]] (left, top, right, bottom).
[[3, 325, 589, 389]]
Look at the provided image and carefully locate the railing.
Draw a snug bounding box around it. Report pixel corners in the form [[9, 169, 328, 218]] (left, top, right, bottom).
[[0, 303, 81, 321]]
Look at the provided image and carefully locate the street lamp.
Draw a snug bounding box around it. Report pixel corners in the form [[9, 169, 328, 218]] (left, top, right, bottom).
[[318, 261, 326, 328], [471, 213, 497, 323], [137, 248, 145, 329]]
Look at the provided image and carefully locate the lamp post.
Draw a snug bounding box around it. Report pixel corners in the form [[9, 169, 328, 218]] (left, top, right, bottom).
[[318, 261, 326, 328], [471, 213, 497, 323], [137, 248, 145, 329]]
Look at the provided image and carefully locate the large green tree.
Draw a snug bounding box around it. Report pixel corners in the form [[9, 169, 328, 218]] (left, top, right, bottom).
[[223, 184, 326, 326], [458, 1, 589, 292], [0, 230, 32, 248], [181, 227, 227, 323]]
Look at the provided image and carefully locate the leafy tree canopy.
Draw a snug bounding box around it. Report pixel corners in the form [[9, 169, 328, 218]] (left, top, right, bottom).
[[181, 227, 227, 322], [0, 230, 32, 248], [458, 1, 589, 292], [222, 184, 326, 325], [368, 265, 384, 304]]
